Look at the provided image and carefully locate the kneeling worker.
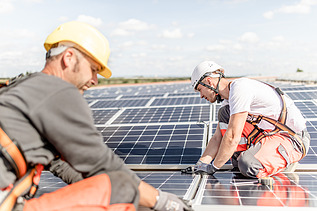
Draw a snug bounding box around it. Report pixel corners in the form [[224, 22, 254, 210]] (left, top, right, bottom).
[[182, 61, 310, 178]]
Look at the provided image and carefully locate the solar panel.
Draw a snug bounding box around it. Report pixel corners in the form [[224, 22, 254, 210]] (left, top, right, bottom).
[[98, 123, 206, 168], [35, 81, 317, 210], [136, 171, 198, 199], [192, 172, 317, 209], [120, 94, 165, 99], [295, 101, 317, 119], [168, 92, 199, 97], [91, 109, 120, 125], [151, 97, 209, 106], [286, 91, 317, 100], [112, 105, 210, 124], [36, 171, 198, 201], [91, 99, 150, 108]]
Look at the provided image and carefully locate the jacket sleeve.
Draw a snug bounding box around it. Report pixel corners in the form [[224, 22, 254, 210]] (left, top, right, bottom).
[[48, 158, 83, 184], [29, 87, 141, 185]]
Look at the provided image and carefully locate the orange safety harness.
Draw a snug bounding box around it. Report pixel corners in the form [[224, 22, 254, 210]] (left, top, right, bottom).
[[0, 74, 43, 211], [0, 127, 43, 211], [245, 84, 306, 158]]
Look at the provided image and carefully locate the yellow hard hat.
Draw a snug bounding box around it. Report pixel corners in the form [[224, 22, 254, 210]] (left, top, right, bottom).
[[44, 21, 112, 78]]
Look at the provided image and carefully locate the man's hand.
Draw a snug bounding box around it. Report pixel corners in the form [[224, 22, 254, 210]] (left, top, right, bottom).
[[153, 190, 193, 211], [181, 161, 218, 175]]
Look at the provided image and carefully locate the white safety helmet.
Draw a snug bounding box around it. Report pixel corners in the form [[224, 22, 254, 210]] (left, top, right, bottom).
[[191, 61, 224, 91]]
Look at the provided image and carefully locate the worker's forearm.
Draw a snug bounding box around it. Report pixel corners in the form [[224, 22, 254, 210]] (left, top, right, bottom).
[[200, 125, 222, 164], [138, 180, 158, 208], [213, 112, 248, 168], [213, 133, 239, 168]]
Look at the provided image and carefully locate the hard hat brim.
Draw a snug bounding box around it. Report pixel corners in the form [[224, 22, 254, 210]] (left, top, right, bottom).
[[99, 66, 112, 78]]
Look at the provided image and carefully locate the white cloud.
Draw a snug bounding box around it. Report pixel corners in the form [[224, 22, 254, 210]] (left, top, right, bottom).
[[233, 43, 243, 50], [118, 41, 135, 49], [239, 32, 259, 43], [24, 0, 43, 3], [151, 44, 167, 50], [111, 28, 133, 37], [131, 53, 147, 58], [0, 0, 14, 14], [168, 56, 183, 62], [263, 11, 274, 19], [272, 35, 285, 42], [118, 19, 155, 31], [117, 40, 147, 49], [76, 15, 103, 27], [58, 16, 69, 22], [263, 0, 317, 19], [111, 19, 155, 37], [205, 44, 226, 51], [1, 29, 35, 39], [187, 33, 195, 38], [159, 28, 183, 39]]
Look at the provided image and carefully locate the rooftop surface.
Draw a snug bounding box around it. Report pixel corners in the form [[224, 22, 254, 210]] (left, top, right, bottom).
[[36, 79, 317, 210]]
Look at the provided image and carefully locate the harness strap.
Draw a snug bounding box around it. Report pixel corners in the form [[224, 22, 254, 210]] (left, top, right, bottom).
[[0, 168, 36, 211], [0, 128, 43, 210], [245, 83, 306, 157], [0, 128, 27, 178]]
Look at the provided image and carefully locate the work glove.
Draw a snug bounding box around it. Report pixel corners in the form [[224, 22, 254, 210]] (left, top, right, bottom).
[[152, 190, 193, 211], [181, 160, 219, 175]]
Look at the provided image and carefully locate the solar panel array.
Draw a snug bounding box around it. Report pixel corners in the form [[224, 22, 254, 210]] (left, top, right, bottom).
[[36, 80, 317, 209]]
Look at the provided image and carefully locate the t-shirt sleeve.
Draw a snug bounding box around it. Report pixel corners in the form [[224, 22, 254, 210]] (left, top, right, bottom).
[[29, 87, 140, 185], [229, 80, 254, 115]]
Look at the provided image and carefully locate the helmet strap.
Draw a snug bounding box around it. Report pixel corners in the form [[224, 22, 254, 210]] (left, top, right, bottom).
[[197, 72, 224, 103]]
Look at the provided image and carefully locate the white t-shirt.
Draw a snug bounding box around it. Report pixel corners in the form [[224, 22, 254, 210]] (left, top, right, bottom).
[[225, 78, 306, 132]]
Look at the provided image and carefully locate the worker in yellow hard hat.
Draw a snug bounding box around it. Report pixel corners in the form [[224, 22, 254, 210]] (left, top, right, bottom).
[[0, 21, 192, 211]]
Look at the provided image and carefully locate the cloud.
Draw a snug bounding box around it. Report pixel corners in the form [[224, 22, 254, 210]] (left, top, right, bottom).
[[76, 15, 103, 27], [111, 28, 133, 36], [117, 40, 147, 49], [205, 44, 226, 51], [58, 16, 69, 22], [159, 28, 183, 39], [118, 19, 155, 31], [263, 0, 317, 19], [187, 33, 195, 38], [263, 11, 274, 19], [0, 0, 14, 14], [151, 44, 167, 50], [0, 28, 35, 39], [239, 32, 259, 43], [111, 19, 155, 37]]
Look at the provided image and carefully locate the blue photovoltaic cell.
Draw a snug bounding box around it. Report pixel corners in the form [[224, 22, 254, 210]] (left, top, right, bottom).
[[91, 109, 120, 125], [136, 171, 195, 197], [283, 86, 317, 91], [36, 171, 195, 199], [151, 97, 209, 106], [195, 172, 317, 207], [286, 91, 317, 100], [112, 106, 210, 124], [98, 124, 205, 165], [168, 92, 199, 97], [91, 99, 149, 108], [120, 94, 164, 99], [295, 101, 317, 119], [300, 120, 317, 164]]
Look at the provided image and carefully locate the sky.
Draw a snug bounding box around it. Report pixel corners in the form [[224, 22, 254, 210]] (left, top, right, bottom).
[[1, 0, 317, 78]]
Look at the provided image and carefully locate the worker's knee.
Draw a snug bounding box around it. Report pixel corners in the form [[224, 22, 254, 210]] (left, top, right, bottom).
[[238, 144, 263, 178], [107, 171, 140, 206], [218, 105, 230, 124]]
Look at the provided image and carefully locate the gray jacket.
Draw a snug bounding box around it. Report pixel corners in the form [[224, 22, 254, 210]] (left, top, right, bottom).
[[0, 72, 140, 188]]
